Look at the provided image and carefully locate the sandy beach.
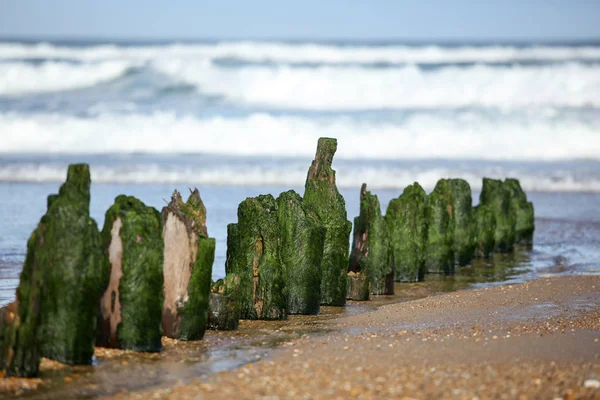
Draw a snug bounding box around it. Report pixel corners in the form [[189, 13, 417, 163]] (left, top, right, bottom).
[[95, 275, 600, 400], [1, 275, 599, 399]]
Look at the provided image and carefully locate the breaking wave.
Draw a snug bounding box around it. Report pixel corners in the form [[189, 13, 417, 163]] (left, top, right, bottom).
[[0, 60, 133, 96], [1, 111, 599, 160]]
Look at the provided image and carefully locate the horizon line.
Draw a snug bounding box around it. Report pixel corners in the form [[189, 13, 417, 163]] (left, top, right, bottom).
[[1, 34, 600, 46]]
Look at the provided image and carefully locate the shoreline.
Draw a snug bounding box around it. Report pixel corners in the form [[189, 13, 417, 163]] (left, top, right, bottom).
[[121, 275, 600, 399], [2, 275, 598, 398]]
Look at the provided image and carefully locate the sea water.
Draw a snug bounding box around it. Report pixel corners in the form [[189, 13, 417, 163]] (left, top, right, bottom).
[[1, 39, 599, 306]]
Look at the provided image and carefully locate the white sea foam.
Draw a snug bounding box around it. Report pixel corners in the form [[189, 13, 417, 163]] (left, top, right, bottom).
[[0, 162, 598, 193], [1, 57, 598, 109], [0, 61, 132, 96], [1, 111, 599, 160], [154, 60, 600, 109], [1, 41, 600, 64]]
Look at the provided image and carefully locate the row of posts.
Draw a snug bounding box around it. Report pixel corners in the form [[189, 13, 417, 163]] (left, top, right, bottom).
[[0, 137, 534, 377]]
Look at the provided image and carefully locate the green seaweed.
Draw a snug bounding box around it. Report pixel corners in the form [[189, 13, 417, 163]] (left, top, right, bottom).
[[473, 204, 496, 258], [385, 183, 428, 282], [39, 164, 104, 365], [448, 179, 475, 266], [177, 236, 215, 340], [161, 189, 214, 340], [349, 184, 392, 295], [208, 273, 242, 331], [98, 195, 164, 352], [1, 164, 104, 375], [424, 179, 455, 274], [277, 190, 325, 315], [303, 138, 352, 306], [225, 195, 286, 320], [480, 178, 516, 253], [504, 178, 535, 245]]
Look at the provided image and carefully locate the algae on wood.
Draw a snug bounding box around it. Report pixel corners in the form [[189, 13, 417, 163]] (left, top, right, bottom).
[[39, 164, 104, 365], [473, 204, 496, 258], [97, 195, 163, 352], [0, 299, 40, 377], [479, 178, 516, 253], [346, 271, 370, 301], [207, 274, 241, 331], [303, 138, 352, 306], [448, 179, 475, 266], [162, 189, 214, 340], [424, 179, 455, 274], [1, 164, 104, 375], [225, 195, 286, 320], [349, 184, 393, 296], [277, 190, 325, 314], [504, 178, 535, 245], [385, 183, 428, 282]]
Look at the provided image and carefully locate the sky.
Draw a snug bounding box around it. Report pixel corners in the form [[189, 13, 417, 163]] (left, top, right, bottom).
[[0, 0, 599, 41]]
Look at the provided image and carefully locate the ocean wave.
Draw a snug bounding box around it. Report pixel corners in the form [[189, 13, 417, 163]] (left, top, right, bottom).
[[0, 162, 599, 193], [1, 41, 600, 65], [2, 57, 598, 109], [0, 60, 134, 96], [153, 61, 600, 109], [0, 111, 599, 160]]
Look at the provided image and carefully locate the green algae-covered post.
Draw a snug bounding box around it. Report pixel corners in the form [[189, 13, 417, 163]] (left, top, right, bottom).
[[303, 138, 352, 306], [385, 183, 428, 282], [277, 190, 325, 314], [207, 274, 241, 331], [448, 179, 475, 266], [349, 184, 393, 296], [479, 178, 516, 253], [225, 195, 286, 320], [473, 204, 496, 258], [97, 195, 164, 352], [40, 164, 104, 365], [346, 271, 370, 301], [0, 300, 39, 377], [424, 179, 455, 274], [1, 164, 104, 375], [162, 189, 215, 340], [348, 215, 371, 300], [504, 178, 535, 245]]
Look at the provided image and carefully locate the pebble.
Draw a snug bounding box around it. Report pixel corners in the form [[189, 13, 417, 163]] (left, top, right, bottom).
[[583, 379, 600, 388]]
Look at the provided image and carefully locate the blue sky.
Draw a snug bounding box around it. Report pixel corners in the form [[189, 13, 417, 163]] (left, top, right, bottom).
[[1, 0, 599, 41]]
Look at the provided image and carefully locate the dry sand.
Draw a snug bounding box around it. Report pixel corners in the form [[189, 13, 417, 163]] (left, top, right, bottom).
[[118, 276, 600, 400]]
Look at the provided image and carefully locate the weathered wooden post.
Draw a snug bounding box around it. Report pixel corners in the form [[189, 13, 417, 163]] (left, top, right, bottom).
[[207, 274, 242, 331], [277, 190, 325, 314], [97, 195, 163, 352], [385, 183, 428, 282], [504, 178, 535, 245], [449, 179, 475, 266], [473, 204, 496, 258], [424, 179, 455, 274], [349, 184, 392, 298], [162, 189, 215, 340], [225, 195, 286, 320], [479, 178, 517, 253], [303, 138, 352, 306], [1, 164, 103, 376]]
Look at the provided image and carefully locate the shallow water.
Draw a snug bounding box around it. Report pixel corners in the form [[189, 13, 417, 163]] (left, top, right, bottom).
[[1, 183, 599, 306]]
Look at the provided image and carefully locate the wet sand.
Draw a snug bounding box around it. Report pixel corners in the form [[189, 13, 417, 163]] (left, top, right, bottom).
[[2, 275, 599, 399], [118, 276, 600, 400]]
